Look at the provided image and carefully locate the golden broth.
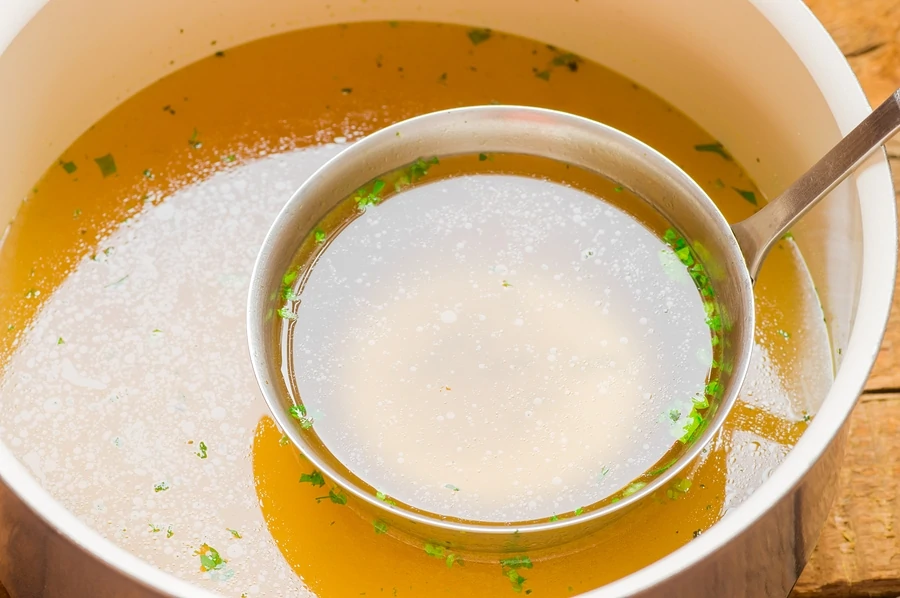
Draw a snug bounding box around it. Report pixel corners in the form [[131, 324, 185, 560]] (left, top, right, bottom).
[[0, 21, 830, 597]]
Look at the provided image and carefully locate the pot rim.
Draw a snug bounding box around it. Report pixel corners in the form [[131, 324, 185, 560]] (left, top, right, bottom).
[[0, 1, 893, 597]]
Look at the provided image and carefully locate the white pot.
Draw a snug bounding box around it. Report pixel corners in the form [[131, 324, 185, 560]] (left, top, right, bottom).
[[0, 0, 893, 596]]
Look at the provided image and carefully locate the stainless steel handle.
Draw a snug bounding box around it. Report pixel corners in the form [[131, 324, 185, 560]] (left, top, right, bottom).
[[732, 88, 900, 281]]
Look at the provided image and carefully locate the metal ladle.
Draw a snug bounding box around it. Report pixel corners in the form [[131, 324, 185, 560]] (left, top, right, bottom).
[[247, 89, 900, 555]]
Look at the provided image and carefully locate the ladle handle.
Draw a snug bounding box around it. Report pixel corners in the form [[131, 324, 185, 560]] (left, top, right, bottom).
[[732, 88, 900, 281]]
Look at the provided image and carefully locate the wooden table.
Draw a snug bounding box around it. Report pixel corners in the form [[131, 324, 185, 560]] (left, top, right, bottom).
[[792, 1, 900, 596]]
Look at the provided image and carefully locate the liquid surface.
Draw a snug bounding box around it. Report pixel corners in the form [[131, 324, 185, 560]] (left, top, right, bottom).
[[289, 169, 712, 520], [0, 21, 831, 597]]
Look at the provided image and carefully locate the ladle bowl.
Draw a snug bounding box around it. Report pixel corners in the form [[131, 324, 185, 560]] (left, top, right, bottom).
[[247, 92, 900, 554]]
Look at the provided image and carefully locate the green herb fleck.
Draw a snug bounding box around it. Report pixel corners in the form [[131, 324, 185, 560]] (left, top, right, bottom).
[[693, 529, 703, 538], [188, 128, 202, 149], [573, 506, 584, 516], [315, 488, 347, 505], [376, 491, 396, 506], [446, 553, 461, 568], [549, 514, 559, 522], [667, 478, 692, 500], [374, 520, 389, 534], [222, 154, 236, 163], [777, 329, 791, 339], [57, 337, 65, 345], [300, 470, 326, 487], [714, 178, 725, 189], [479, 153, 489, 161], [60, 161, 77, 174], [502, 280, 512, 288], [154, 482, 169, 493], [314, 228, 326, 244], [149, 523, 161, 533], [73, 209, 82, 218], [668, 409, 681, 422], [196, 543, 226, 572], [694, 142, 732, 161], [782, 231, 794, 241], [196, 441, 208, 459], [613, 186, 624, 192], [341, 87, 353, 95], [277, 306, 297, 320], [279, 435, 289, 446], [467, 28, 492, 45], [803, 412, 811, 423], [142, 169, 154, 180], [622, 481, 647, 497], [289, 404, 314, 429], [500, 556, 533, 593], [599, 466, 610, 478], [227, 528, 242, 539], [705, 380, 723, 398], [166, 526, 174, 538], [444, 483, 460, 492], [534, 69, 551, 81], [425, 543, 445, 557], [733, 187, 758, 206], [94, 154, 117, 177], [551, 52, 581, 71], [649, 458, 678, 476]]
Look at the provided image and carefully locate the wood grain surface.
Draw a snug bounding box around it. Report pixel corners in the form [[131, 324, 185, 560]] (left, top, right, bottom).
[[792, 1, 900, 597]]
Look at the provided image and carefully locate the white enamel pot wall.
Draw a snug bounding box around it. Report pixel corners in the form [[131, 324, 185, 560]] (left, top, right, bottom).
[[0, 0, 894, 597]]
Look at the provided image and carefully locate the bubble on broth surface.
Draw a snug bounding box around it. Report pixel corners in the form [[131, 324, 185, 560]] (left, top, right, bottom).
[[288, 173, 712, 520]]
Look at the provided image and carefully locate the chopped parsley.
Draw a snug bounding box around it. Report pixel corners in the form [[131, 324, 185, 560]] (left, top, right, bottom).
[[149, 523, 161, 533], [279, 435, 289, 446], [573, 506, 584, 516], [188, 128, 202, 149], [57, 337, 65, 345], [549, 514, 559, 522], [73, 208, 82, 218], [154, 482, 169, 493], [479, 153, 489, 161], [613, 186, 624, 192], [425, 544, 461, 569], [227, 528, 242, 539], [467, 28, 492, 45], [502, 280, 512, 288], [500, 556, 533, 592], [277, 306, 297, 320], [599, 466, 610, 478], [300, 470, 326, 487], [196, 543, 226, 572], [621, 481, 647, 497], [60, 160, 77, 174], [314, 228, 326, 244], [733, 187, 758, 206], [94, 154, 117, 177], [666, 478, 692, 500], [315, 488, 347, 505], [534, 69, 551, 81], [782, 231, 794, 240], [550, 52, 581, 71], [374, 520, 389, 534], [222, 154, 236, 163], [802, 411, 811, 423], [142, 169, 154, 180], [195, 441, 208, 459], [444, 483, 460, 492], [693, 142, 732, 161], [288, 404, 314, 429], [376, 491, 396, 506], [668, 409, 681, 422], [166, 526, 174, 538]]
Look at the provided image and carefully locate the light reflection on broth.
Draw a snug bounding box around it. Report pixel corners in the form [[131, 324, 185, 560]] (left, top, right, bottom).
[[0, 21, 830, 597], [285, 161, 714, 521]]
